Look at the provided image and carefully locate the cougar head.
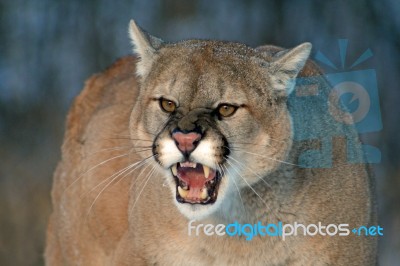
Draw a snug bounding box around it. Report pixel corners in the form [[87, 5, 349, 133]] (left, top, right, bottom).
[[128, 20, 311, 220]]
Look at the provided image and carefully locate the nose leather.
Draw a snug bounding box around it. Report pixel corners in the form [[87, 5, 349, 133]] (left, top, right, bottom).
[[172, 132, 201, 153]]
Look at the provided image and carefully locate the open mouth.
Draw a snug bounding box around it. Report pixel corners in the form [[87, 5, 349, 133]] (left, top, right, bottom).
[[171, 162, 221, 204]]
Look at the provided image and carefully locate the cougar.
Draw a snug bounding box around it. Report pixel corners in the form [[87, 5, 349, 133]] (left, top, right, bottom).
[[45, 20, 377, 265]]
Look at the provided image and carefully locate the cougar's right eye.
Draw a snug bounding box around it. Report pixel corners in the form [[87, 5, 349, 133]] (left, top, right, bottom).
[[160, 98, 177, 113]]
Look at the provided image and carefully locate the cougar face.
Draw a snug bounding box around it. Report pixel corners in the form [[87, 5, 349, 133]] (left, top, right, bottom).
[[128, 22, 310, 220]]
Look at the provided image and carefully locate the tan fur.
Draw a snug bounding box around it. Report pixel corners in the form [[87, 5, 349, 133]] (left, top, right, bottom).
[[46, 22, 377, 265]]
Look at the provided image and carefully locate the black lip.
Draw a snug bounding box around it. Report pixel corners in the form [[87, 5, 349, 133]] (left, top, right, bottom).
[[172, 168, 221, 205]]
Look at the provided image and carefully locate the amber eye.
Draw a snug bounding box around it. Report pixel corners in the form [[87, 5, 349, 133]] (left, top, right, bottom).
[[218, 104, 238, 117], [160, 98, 177, 113]]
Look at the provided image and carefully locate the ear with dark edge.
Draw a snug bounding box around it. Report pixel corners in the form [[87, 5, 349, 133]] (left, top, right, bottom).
[[128, 20, 164, 78], [269, 42, 312, 96]]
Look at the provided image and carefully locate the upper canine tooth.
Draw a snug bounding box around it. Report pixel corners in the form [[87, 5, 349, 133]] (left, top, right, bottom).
[[171, 164, 178, 176], [203, 165, 210, 179]]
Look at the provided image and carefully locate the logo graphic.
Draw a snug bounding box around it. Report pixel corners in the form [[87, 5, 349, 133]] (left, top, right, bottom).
[[188, 220, 384, 241], [290, 39, 382, 168]]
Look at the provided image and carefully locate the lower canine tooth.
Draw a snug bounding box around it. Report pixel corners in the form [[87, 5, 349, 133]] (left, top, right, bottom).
[[171, 164, 177, 176], [178, 186, 189, 198], [203, 165, 210, 179], [200, 188, 208, 200]]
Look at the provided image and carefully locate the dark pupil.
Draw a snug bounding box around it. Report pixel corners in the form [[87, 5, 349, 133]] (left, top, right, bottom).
[[165, 101, 173, 110]]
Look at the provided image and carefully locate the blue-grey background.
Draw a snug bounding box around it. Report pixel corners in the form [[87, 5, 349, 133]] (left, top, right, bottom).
[[0, 0, 399, 265]]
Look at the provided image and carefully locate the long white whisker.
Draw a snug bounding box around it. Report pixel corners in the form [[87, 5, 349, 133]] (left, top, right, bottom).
[[226, 158, 291, 233], [64, 153, 130, 193], [104, 133, 153, 141], [220, 163, 246, 214], [113, 156, 155, 187], [231, 142, 272, 148], [236, 150, 300, 167], [83, 146, 152, 159], [129, 157, 156, 192], [226, 133, 288, 144], [228, 155, 273, 190], [129, 165, 157, 218], [225, 159, 271, 210], [82, 155, 154, 200], [267, 136, 288, 143], [135, 127, 157, 137], [84, 157, 154, 218]]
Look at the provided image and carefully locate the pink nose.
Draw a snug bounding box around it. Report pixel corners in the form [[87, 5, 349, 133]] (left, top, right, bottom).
[[172, 132, 201, 153]]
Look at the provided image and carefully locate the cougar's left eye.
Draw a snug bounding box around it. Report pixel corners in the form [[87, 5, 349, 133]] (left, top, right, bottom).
[[160, 98, 177, 113], [217, 104, 238, 117]]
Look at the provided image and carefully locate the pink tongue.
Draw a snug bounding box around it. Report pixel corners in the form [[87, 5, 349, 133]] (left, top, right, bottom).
[[178, 168, 207, 189], [177, 167, 214, 200]]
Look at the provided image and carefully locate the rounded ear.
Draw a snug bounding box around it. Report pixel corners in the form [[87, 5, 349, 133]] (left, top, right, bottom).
[[128, 20, 164, 78], [268, 42, 312, 96]]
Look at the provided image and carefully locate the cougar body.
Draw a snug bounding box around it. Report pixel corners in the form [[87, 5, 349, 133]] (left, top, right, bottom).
[[45, 21, 377, 265]]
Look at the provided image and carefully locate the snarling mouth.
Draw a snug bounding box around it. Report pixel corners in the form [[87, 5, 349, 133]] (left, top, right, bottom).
[[171, 162, 221, 204]]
